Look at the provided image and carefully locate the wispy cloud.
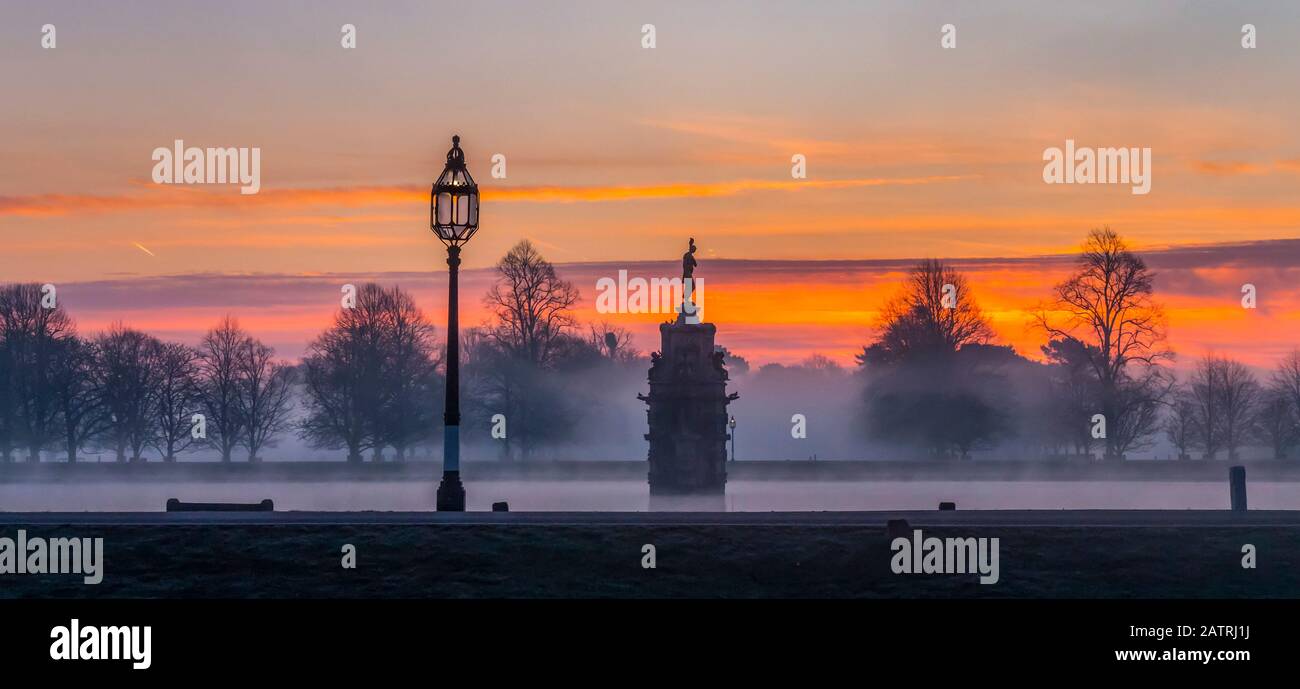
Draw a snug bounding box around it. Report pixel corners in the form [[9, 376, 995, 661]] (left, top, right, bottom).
[[1190, 159, 1300, 176], [0, 175, 974, 217], [1191, 160, 1263, 176]]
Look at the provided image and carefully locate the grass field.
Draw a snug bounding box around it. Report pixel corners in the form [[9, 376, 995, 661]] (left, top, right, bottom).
[[2, 521, 1295, 599]]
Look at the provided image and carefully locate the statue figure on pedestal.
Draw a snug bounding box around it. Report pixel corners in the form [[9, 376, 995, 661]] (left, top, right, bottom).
[[680, 237, 700, 322], [641, 237, 736, 499]]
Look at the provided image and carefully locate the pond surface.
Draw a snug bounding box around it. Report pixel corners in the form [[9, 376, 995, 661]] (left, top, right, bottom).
[[1, 479, 1297, 511]]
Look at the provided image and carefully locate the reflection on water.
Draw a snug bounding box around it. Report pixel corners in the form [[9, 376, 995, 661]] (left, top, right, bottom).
[[2, 479, 1300, 511]]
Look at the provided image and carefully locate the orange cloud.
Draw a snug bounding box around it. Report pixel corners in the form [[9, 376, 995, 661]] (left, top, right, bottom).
[[0, 176, 974, 217], [1192, 160, 1262, 176]]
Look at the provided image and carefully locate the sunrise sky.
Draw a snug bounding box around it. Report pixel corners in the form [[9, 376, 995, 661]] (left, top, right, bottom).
[[2, 1, 1299, 369]]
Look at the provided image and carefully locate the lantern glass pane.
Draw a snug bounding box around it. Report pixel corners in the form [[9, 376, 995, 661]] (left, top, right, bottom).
[[437, 192, 452, 225]]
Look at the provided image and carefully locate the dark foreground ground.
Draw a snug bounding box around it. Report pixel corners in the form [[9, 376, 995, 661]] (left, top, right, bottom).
[[1, 511, 1296, 598]]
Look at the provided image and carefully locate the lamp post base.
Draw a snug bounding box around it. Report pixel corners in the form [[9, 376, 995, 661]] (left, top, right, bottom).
[[436, 470, 466, 511]]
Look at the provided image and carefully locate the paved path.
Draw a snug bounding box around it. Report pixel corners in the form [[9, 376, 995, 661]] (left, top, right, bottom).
[[1, 510, 1299, 527]]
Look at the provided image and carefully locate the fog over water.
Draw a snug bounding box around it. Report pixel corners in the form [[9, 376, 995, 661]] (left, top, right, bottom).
[[3, 479, 1299, 512]]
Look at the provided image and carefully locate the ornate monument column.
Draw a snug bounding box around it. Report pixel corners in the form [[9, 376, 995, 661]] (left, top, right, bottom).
[[639, 239, 738, 497]]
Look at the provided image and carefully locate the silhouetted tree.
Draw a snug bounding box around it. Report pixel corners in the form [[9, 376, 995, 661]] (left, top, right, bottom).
[[0, 335, 11, 462], [1041, 338, 1100, 457], [1216, 357, 1259, 461], [95, 325, 161, 462], [234, 337, 295, 462], [858, 263, 1008, 458], [1190, 354, 1259, 460], [1163, 384, 1197, 460], [151, 341, 201, 462], [858, 259, 993, 366], [1036, 228, 1171, 459], [300, 347, 370, 461], [1271, 350, 1300, 427], [0, 283, 74, 461], [1255, 387, 1297, 460], [588, 322, 639, 362], [471, 242, 586, 459], [49, 335, 109, 463], [197, 317, 248, 462], [464, 336, 579, 461], [1188, 355, 1224, 459], [484, 240, 580, 367], [373, 285, 441, 460], [299, 284, 443, 462]]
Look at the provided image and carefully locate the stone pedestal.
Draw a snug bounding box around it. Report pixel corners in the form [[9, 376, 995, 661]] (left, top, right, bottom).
[[639, 317, 738, 496]]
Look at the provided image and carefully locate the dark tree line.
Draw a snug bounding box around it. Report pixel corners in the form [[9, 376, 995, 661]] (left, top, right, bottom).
[[14, 229, 1290, 465], [858, 228, 1299, 461], [300, 242, 643, 462], [0, 284, 294, 463], [1165, 352, 1300, 461], [0, 239, 644, 464]]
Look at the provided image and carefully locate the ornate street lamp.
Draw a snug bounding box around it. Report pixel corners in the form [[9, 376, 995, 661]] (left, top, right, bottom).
[[431, 134, 479, 511], [728, 416, 737, 462]]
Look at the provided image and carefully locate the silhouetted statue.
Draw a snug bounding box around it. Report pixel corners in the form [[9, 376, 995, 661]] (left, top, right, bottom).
[[680, 237, 700, 321], [640, 240, 736, 499]]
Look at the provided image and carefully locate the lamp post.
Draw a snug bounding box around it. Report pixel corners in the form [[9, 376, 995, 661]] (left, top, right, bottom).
[[728, 416, 736, 462], [431, 135, 479, 511]]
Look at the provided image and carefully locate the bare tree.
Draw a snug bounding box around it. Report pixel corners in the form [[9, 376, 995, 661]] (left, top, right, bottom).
[[483, 240, 580, 367], [0, 332, 12, 462], [300, 338, 373, 463], [151, 341, 201, 462], [473, 242, 583, 460], [300, 288, 385, 462], [1255, 387, 1297, 460], [234, 337, 295, 462], [588, 322, 639, 362], [0, 283, 75, 461], [49, 335, 110, 463], [1035, 228, 1171, 459], [1217, 357, 1260, 461], [95, 325, 161, 462], [1163, 385, 1196, 460], [1041, 338, 1099, 457], [861, 259, 993, 366], [1190, 354, 1260, 460], [857, 262, 1006, 458], [197, 317, 249, 462], [1188, 355, 1224, 459], [299, 284, 441, 462], [1271, 350, 1300, 422], [376, 285, 441, 461], [463, 326, 578, 461]]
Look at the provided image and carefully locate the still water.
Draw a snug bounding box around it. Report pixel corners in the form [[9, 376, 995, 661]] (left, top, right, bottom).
[[1, 480, 1298, 511]]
